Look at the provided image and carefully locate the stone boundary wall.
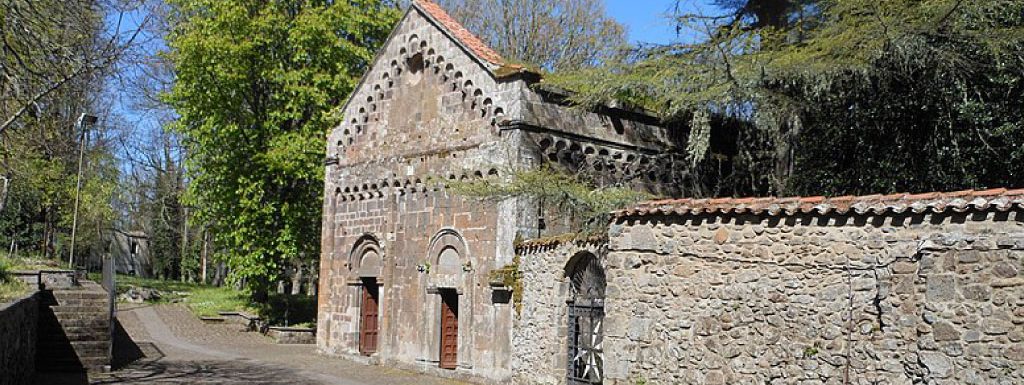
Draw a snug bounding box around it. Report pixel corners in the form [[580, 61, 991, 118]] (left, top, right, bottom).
[[604, 210, 1024, 385], [0, 291, 39, 385], [513, 239, 606, 385]]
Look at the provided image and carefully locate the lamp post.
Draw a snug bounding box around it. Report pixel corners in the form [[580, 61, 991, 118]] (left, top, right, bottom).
[[69, 113, 98, 269]]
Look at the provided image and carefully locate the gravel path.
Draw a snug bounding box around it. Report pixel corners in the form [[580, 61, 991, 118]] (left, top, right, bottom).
[[84, 304, 468, 385]]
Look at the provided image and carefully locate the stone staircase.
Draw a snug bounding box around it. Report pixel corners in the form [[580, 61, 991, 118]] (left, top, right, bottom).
[[36, 280, 111, 373]]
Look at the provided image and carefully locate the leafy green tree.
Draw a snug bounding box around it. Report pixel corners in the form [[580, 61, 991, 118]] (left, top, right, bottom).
[[0, 91, 119, 263], [551, 0, 1024, 196], [164, 0, 400, 298], [2, 0, 146, 265]]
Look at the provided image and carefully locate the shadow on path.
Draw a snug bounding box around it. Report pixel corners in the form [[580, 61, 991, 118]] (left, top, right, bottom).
[[113, 318, 146, 369], [92, 359, 325, 385]]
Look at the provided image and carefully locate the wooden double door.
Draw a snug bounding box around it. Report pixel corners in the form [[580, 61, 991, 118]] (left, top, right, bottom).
[[439, 289, 458, 369], [359, 278, 379, 356]]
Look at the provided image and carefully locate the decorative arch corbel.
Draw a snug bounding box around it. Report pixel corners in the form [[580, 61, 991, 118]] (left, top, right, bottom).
[[338, 33, 508, 149]]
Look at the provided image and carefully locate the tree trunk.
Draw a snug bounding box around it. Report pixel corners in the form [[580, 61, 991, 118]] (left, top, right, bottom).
[[0, 176, 9, 214], [180, 206, 189, 282], [200, 228, 208, 284], [291, 262, 303, 295]]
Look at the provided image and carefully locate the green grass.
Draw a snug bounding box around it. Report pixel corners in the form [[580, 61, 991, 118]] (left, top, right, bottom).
[[97, 273, 212, 296], [88, 273, 254, 316], [0, 259, 30, 302], [187, 285, 254, 317], [6, 254, 63, 271], [89, 273, 315, 326]]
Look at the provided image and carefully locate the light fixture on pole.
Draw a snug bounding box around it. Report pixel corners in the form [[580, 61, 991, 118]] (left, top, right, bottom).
[[69, 113, 98, 269]]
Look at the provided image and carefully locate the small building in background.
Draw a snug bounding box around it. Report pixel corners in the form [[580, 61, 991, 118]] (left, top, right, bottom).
[[100, 231, 151, 278]]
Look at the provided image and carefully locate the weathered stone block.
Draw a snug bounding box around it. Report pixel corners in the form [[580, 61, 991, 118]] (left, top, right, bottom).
[[926, 275, 956, 302], [933, 322, 960, 341], [992, 261, 1019, 278], [919, 352, 953, 378], [960, 284, 991, 301]]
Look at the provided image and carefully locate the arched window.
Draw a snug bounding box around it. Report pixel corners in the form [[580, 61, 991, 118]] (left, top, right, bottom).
[[566, 252, 605, 385]]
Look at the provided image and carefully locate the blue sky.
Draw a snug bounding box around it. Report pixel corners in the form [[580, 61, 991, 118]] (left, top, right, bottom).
[[606, 0, 724, 45], [606, 0, 679, 45]]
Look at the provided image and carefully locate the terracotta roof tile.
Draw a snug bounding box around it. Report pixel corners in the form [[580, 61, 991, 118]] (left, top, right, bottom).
[[615, 188, 1024, 218], [413, 0, 505, 66]]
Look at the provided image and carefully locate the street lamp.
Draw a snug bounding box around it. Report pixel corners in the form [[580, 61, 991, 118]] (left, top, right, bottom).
[[69, 113, 98, 269]]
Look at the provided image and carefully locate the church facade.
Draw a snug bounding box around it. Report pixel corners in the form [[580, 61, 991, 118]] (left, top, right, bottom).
[[316, 1, 680, 383]]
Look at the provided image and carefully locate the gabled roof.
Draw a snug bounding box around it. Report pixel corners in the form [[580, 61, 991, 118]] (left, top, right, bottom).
[[616, 188, 1024, 218], [412, 0, 537, 79], [412, 0, 505, 66]]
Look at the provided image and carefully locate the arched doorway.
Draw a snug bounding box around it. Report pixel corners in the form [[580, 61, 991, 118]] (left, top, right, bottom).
[[565, 252, 605, 385], [351, 236, 382, 356], [425, 229, 471, 370]]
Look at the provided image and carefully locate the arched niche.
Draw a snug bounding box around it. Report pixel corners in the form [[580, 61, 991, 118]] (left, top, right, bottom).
[[564, 251, 606, 304], [349, 234, 384, 279], [426, 228, 469, 289]]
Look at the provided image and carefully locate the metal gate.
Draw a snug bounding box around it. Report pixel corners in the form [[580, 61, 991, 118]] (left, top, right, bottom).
[[568, 299, 604, 385], [566, 253, 605, 385]]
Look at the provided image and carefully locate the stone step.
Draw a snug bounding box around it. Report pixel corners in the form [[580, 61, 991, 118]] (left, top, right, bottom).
[[44, 318, 109, 329], [52, 291, 109, 300], [53, 299, 109, 307], [37, 331, 111, 342], [37, 356, 110, 373], [37, 345, 109, 358], [52, 305, 109, 313], [39, 323, 110, 334], [37, 340, 111, 350], [51, 311, 110, 319]]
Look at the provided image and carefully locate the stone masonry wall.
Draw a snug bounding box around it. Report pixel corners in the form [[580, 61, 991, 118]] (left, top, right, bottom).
[[318, 7, 525, 383], [0, 291, 39, 385], [513, 240, 607, 385], [318, 2, 677, 383], [604, 210, 1024, 385]]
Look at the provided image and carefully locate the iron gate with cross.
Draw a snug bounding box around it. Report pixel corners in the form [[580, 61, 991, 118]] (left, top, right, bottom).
[[566, 253, 605, 385]]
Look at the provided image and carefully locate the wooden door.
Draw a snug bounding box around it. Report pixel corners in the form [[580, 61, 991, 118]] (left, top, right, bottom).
[[359, 279, 379, 355], [439, 290, 458, 369]]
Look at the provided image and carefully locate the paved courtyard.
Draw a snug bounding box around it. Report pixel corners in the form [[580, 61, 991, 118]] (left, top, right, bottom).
[[41, 304, 469, 385]]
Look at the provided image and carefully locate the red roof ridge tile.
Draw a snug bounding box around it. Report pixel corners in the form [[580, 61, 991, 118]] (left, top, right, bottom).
[[971, 188, 1007, 196], [618, 187, 1024, 218], [413, 0, 505, 66]]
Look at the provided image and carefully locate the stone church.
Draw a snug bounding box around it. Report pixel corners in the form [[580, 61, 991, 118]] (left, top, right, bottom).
[[317, 0, 682, 383], [319, 1, 1024, 385]]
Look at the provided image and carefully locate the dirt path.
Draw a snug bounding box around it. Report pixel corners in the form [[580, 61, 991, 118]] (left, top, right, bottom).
[[81, 304, 468, 385]]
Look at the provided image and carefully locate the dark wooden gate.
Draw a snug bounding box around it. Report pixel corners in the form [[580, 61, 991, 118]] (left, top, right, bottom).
[[439, 289, 458, 369], [359, 278, 379, 356]]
